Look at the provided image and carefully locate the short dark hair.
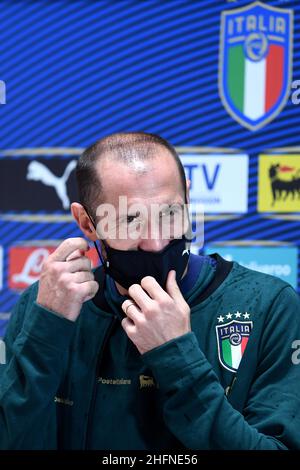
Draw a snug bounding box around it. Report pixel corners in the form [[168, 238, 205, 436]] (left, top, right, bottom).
[[76, 131, 187, 217]]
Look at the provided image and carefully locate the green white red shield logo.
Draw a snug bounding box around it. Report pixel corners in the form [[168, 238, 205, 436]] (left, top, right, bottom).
[[216, 320, 253, 372], [219, 1, 293, 131]]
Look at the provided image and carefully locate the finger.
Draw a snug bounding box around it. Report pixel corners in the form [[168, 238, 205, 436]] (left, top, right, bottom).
[[127, 284, 153, 311], [122, 299, 143, 323], [64, 256, 92, 273], [50, 238, 89, 262], [121, 317, 136, 335], [166, 270, 185, 303], [66, 247, 90, 262], [80, 280, 99, 302], [70, 271, 95, 283], [140, 276, 170, 302]]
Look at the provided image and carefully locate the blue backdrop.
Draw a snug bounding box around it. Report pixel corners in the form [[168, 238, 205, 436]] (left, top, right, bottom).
[[1, 0, 299, 337]]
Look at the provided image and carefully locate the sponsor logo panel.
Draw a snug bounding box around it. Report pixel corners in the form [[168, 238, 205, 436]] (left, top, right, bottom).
[[179, 152, 248, 214], [258, 154, 300, 213], [8, 243, 99, 291], [205, 244, 298, 289], [0, 154, 79, 213]]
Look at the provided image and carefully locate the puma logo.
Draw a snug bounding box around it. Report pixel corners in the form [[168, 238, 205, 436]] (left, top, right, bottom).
[[27, 160, 77, 209]]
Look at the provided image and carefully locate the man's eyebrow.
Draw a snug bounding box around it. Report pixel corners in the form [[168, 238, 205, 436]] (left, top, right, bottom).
[[117, 202, 185, 217], [160, 202, 185, 208], [118, 210, 141, 219]]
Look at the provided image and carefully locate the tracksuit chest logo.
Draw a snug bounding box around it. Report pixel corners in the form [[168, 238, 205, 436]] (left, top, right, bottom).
[[216, 313, 253, 372]]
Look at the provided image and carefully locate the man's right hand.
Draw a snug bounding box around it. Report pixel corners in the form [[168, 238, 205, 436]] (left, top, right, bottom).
[[37, 238, 99, 322]]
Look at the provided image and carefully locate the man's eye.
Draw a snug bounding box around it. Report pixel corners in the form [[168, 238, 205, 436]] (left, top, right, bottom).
[[160, 208, 178, 218], [126, 211, 140, 224], [127, 215, 136, 224]]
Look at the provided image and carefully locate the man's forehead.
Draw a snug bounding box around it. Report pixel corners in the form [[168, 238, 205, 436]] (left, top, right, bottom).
[[98, 144, 174, 166], [97, 154, 151, 175], [96, 151, 181, 194]]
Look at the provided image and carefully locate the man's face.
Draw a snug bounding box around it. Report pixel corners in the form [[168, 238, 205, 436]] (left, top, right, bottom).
[[94, 147, 188, 251]]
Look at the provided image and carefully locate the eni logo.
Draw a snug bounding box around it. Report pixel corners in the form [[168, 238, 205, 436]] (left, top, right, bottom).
[[139, 375, 157, 389], [0, 80, 6, 104]]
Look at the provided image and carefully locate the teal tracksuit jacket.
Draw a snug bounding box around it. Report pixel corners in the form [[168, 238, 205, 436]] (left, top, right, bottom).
[[1, 254, 300, 450]]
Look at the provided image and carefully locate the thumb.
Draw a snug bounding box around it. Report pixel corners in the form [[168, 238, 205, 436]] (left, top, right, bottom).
[[166, 270, 184, 302]]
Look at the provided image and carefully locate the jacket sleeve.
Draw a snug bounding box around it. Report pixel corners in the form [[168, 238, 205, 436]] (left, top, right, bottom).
[[0, 286, 76, 449], [142, 286, 300, 450]]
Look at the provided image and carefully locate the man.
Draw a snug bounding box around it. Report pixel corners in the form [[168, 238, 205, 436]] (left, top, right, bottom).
[[1, 132, 300, 450]]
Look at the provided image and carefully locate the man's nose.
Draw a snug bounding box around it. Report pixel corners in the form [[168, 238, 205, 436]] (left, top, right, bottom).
[[137, 237, 169, 252]]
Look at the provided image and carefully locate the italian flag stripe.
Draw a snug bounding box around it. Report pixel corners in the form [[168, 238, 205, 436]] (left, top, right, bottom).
[[241, 336, 248, 355], [244, 55, 266, 120], [228, 45, 244, 112], [222, 338, 232, 366], [227, 44, 284, 120], [222, 337, 249, 370], [265, 44, 284, 112]]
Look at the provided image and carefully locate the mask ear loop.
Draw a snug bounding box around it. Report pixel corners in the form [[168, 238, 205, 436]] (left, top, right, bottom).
[[184, 190, 203, 253], [94, 240, 105, 267], [184, 192, 193, 246], [83, 206, 106, 267]]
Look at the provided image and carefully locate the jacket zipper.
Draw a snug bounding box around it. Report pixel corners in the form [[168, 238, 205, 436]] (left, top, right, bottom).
[[83, 315, 117, 449]]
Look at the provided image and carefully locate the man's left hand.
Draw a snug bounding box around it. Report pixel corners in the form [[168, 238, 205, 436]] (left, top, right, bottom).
[[121, 270, 191, 354]]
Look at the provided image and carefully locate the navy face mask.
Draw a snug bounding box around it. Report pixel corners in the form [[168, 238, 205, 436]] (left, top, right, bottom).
[[96, 236, 190, 290]]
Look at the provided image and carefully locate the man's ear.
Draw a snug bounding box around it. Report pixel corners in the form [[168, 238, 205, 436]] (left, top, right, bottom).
[[71, 202, 98, 241]]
